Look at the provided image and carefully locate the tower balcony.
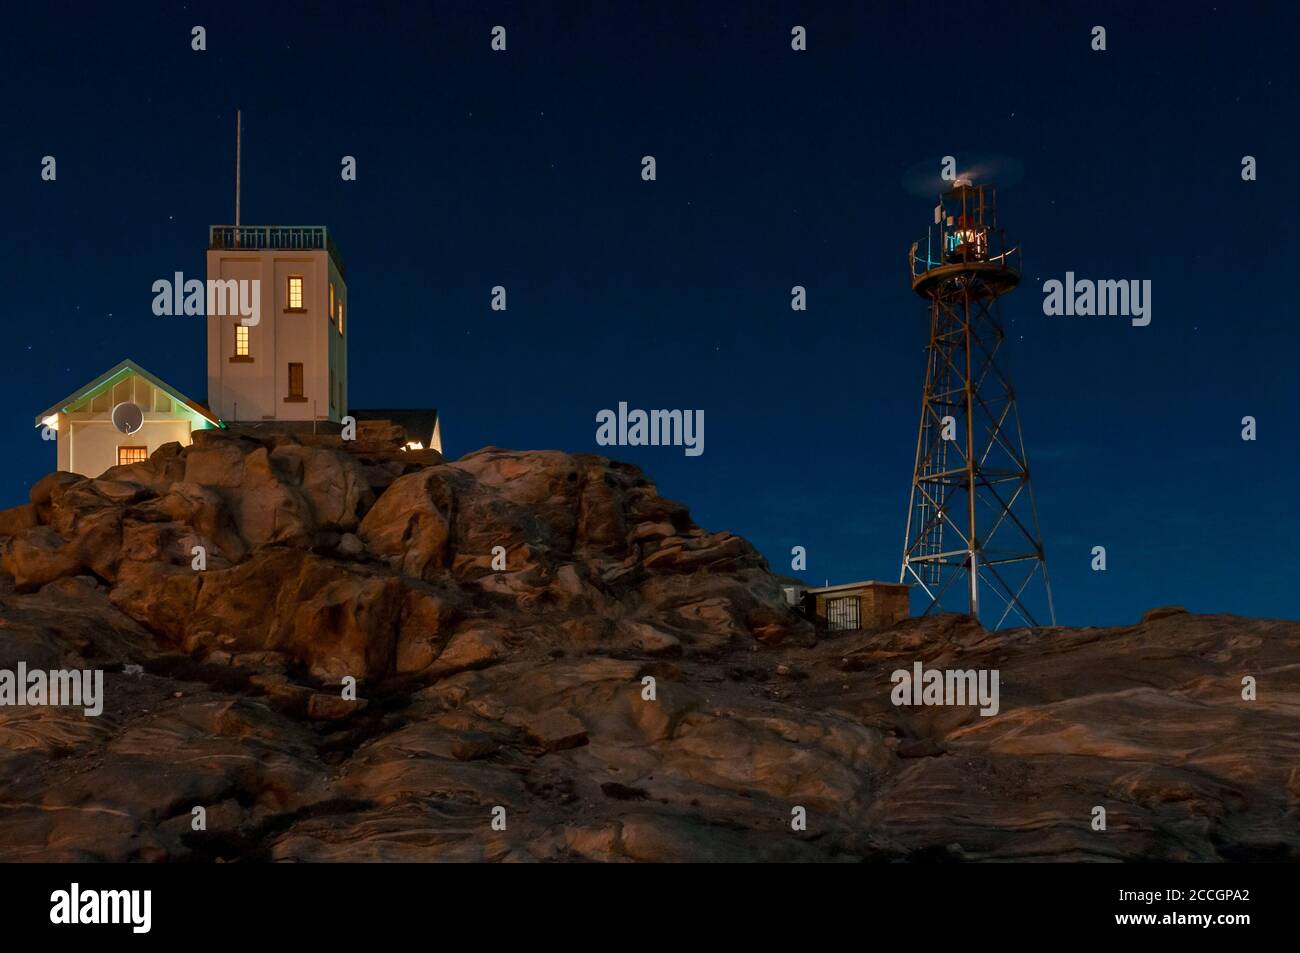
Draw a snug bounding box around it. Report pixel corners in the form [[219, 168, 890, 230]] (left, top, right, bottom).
[[909, 223, 1020, 297], [208, 225, 346, 278]]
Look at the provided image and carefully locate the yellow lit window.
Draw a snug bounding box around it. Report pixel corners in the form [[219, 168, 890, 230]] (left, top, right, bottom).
[[329, 283, 335, 316], [235, 324, 249, 356], [117, 446, 148, 466], [288, 276, 304, 309], [337, 299, 344, 334]]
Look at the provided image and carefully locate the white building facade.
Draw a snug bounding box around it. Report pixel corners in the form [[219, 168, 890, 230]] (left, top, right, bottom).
[[205, 225, 348, 423], [34, 360, 221, 478], [35, 225, 350, 478], [34, 225, 448, 479]]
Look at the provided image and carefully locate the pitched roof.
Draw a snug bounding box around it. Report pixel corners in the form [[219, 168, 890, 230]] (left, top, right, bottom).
[[34, 358, 222, 427]]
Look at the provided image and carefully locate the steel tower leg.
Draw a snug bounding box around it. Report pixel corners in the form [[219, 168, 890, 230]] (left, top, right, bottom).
[[900, 283, 1053, 629]]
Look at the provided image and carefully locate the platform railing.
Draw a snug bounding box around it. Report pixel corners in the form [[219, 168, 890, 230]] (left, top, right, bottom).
[[910, 224, 1020, 282], [208, 225, 346, 277]]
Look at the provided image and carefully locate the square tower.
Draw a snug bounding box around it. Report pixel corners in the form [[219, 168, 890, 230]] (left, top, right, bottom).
[[205, 225, 347, 423]]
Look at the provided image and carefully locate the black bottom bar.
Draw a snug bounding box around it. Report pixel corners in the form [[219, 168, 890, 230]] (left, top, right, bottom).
[[0, 862, 1288, 941]]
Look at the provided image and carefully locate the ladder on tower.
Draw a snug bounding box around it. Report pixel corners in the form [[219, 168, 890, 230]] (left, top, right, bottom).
[[915, 412, 946, 586]]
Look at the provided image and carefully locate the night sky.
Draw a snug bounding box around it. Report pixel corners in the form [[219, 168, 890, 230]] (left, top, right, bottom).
[[4, 1, 1297, 627]]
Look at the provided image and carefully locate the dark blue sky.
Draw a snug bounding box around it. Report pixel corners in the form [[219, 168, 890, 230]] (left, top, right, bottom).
[[3, 1, 1297, 626]]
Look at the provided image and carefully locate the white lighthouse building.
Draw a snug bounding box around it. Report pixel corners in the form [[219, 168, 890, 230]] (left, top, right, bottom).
[[205, 224, 347, 424], [35, 225, 439, 478]]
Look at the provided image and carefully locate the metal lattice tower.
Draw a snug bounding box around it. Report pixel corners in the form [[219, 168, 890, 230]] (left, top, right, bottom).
[[899, 180, 1055, 629]]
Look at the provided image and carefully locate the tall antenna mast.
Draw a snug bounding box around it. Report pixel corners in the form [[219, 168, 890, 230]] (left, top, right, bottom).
[[900, 181, 1055, 630], [234, 109, 242, 229]]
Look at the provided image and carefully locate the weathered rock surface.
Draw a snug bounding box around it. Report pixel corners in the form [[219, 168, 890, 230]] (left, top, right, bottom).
[[0, 433, 1295, 862]]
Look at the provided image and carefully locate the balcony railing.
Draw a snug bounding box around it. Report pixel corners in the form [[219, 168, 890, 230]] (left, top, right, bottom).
[[910, 224, 1020, 285], [209, 225, 346, 277]]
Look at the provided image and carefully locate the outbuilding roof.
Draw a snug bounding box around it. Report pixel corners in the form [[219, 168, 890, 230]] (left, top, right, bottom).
[[34, 358, 222, 427]]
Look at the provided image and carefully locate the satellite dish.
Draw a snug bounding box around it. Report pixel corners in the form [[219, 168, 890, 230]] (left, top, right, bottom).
[[111, 401, 144, 435]]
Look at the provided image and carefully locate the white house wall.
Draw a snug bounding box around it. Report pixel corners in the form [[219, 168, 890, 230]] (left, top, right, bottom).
[[61, 416, 195, 478], [206, 248, 346, 423]]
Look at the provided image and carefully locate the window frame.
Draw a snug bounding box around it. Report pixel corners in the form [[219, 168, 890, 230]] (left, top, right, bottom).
[[285, 362, 307, 402], [117, 446, 149, 466], [229, 322, 253, 362], [286, 275, 305, 312]]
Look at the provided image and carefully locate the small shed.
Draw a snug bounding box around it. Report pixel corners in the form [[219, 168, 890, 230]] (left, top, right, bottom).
[[792, 580, 911, 632]]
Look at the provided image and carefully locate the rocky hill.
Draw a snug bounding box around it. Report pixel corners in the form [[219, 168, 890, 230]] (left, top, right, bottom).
[[0, 431, 1296, 861]]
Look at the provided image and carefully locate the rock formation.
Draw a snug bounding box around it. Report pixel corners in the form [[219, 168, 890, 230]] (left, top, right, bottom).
[[0, 431, 1295, 861]]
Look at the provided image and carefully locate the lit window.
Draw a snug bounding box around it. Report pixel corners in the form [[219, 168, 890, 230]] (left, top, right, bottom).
[[235, 324, 249, 356], [288, 276, 304, 309], [329, 283, 335, 316], [337, 298, 344, 334], [117, 446, 148, 466], [288, 362, 304, 398]]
